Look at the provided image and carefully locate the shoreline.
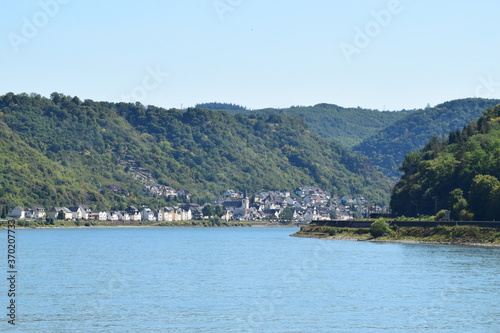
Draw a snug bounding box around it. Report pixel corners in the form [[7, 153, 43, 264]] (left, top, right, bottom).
[[1, 221, 300, 230], [291, 231, 500, 248]]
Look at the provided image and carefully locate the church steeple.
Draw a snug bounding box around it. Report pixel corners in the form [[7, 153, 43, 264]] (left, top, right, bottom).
[[242, 189, 249, 210]]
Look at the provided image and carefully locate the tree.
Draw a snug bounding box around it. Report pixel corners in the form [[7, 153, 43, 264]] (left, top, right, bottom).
[[448, 189, 470, 221], [279, 207, 294, 223], [50, 92, 62, 104], [202, 204, 214, 218], [57, 210, 65, 220], [209, 216, 221, 226], [469, 174, 500, 221], [214, 205, 225, 218], [370, 218, 391, 238], [0, 206, 7, 219], [399, 151, 422, 175], [435, 210, 448, 221]]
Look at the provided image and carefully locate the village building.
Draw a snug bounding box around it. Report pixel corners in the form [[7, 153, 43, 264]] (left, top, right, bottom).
[[49, 207, 73, 220], [126, 206, 142, 221], [108, 211, 120, 221], [68, 205, 91, 220], [3, 186, 387, 224], [141, 208, 156, 222], [8, 206, 25, 219], [26, 205, 46, 219]]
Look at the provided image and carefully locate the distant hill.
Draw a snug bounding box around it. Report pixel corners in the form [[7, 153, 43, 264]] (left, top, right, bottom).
[[391, 104, 500, 220], [195, 102, 248, 112], [0, 93, 391, 209], [353, 98, 500, 179], [221, 103, 410, 148]]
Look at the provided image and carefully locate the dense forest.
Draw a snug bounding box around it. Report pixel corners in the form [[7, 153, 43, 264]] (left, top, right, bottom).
[[0, 93, 391, 209], [353, 98, 500, 179], [223, 103, 410, 148], [391, 104, 500, 220], [215, 98, 498, 179]]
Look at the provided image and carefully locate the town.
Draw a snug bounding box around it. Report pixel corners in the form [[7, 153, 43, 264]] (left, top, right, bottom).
[[5, 186, 386, 223]]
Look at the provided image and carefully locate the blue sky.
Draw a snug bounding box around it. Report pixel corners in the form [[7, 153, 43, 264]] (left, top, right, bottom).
[[1, 0, 499, 111]]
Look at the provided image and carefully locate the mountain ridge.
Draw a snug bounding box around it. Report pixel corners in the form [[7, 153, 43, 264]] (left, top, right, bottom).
[[353, 98, 500, 178], [0, 92, 391, 209], [221, 102, 411, 148]]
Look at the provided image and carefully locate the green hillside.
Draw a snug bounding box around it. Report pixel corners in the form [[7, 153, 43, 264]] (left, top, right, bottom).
[[221, 103, 409, 148], [0, 120, 104, 208], [391, 104, 500, 220], [353, 98, 500, 179], [0, 93, 391, 209]]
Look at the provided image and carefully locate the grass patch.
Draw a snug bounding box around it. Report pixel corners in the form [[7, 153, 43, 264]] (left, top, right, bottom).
[[294, 224, 500, 245]]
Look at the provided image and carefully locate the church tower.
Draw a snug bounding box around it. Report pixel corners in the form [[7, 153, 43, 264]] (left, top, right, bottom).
[[242, 189, 250, 210]]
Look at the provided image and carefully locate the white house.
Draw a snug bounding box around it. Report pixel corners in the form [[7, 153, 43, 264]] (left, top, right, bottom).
[[141, 208, 155, 222], [303, 207, 320, 222], [69, 206, 89, 220], [118, 212, 130, 221], [130, 212, 141, 221], [24, 206, 46, 219], [175, 207, 192, 221], [98, 211, 108, 221], [8, 206, 25, 219], [223, 190, 239, 198], [126, 206, 142, 221], [50, 207, 72, 220], [183, 208, 192, 221]]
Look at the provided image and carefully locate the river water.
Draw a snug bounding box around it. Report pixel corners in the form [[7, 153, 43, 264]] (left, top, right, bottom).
[[2, 227, 499, 332]]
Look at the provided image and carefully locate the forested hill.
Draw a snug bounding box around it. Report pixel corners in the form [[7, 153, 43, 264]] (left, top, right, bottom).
[[219, 103, 410, 148], [0, 93, 391, 209], [391, 104, 500, 220], [195, 102, 248, 112], [353, 98, 500, 179]]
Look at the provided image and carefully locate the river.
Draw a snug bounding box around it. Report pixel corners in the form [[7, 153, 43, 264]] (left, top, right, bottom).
[[2, 227, 499, 332]]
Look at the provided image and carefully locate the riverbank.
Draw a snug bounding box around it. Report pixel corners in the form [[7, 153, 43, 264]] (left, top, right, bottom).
[[0, 219, 297, 229], [292, 224, 500, 247]]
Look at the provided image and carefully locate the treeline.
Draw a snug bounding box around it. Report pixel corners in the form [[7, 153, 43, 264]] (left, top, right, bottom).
[[195, 102, 248, 112], [0, 93, 391, 209], [391, 104, 500, 221]]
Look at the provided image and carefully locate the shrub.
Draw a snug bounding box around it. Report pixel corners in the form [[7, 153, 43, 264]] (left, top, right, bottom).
[[370, 218, 391, 238], [459, 209, 474, 221], [327, 227, 337, 236], [435, 210, 448, 221], [210, 217, 221, 226]]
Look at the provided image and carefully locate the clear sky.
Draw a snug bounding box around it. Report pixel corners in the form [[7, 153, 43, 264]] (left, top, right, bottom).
[[1, 0, 499, 111]]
